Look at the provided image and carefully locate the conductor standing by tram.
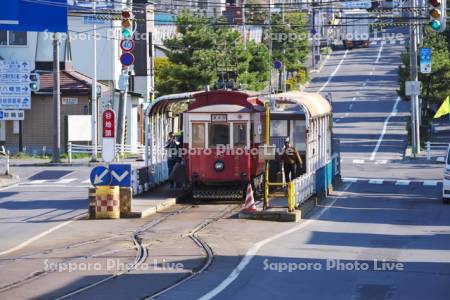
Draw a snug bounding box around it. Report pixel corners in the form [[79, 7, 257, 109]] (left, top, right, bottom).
[[280, 138, 303, 182], [165, 132, 180, 188]]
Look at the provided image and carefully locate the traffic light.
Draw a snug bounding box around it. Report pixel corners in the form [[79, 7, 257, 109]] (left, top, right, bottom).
[[29, 72, 40, 92], [429, 0, 447, 32], [121, 10, 133, 40]]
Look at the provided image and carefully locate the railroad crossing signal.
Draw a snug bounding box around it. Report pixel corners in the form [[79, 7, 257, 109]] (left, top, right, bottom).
[[429, 0, 446, 32]]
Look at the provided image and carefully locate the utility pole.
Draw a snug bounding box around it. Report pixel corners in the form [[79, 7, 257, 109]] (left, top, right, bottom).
[[242, 0, 246, 50], [91, 0, 98, 162], [409, 0, 420, 156], [52, 33, 61, 163]]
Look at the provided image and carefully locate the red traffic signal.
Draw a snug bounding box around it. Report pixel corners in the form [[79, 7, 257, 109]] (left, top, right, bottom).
[[429, 0, 441, 7], [122, 10, 131, 19]]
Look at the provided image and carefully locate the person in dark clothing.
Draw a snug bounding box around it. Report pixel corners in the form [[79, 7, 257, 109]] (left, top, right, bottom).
[[165, 132, 180, 188], [280, 138, 303, 182]]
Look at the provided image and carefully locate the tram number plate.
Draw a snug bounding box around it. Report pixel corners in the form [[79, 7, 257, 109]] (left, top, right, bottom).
[[211, 114, 227, 122]]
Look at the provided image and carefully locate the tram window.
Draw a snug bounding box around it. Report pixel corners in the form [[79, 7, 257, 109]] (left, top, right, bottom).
[[270, 120, 288, 136], [192, 123, 205, 148], [209, 124, 229, 147], [233, 123, 247, 147]]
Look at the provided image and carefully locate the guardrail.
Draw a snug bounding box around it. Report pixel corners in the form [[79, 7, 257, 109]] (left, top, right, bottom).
[[68, 142, 145, 164], [288, 172, 316, 212], [425, 141, 448, 161]]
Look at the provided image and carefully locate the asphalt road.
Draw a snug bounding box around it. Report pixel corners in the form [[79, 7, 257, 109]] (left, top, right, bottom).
[[158, 33, 450, 299]]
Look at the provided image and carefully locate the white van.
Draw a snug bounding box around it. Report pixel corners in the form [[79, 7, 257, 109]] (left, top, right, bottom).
[[444, 145, 450, 203]]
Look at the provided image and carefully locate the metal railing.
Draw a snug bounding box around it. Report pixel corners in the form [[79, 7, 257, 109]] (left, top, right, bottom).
[[67, 142, 145, 163], [425, 141, 449, 161], [288, 172, 316, 212]]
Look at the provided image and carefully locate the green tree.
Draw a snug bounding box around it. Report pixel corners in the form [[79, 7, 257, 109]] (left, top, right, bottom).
[[157, 11, 270, 96]]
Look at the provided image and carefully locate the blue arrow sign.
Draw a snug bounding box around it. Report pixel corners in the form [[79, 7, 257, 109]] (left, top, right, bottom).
[[109, 164, 131, 187], [90, 166, 111, 186]]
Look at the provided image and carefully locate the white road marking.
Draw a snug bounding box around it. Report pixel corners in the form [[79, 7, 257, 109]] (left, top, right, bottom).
[[437, 157, 445, 162], [395, 180, 410, 186], [423, 180, 438, 186], [369, 71, 373, 76], [345, 112, 349, 117], [318, 50, 349, 93], [199, 183, 353, 300], [349, 104, 353, 109], [0, 213, 86, 257], [370, 96, 401, 161], [56, 178, 77, 184], [375, 44, 384, 63], [375, 160, 388, 164], [353, 159, 365, 164], [369, 179, 383, 184], [82, 179, 91, 184], [342, 178, 358, 183], [352, 97, 356, 101]]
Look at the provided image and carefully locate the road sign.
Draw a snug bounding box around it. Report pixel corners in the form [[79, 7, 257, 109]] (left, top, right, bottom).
[[420, 48, 431, 74], [273, 60, 282, 70], [405, 81, 421, 96], [83, 15, 107, 25], [120, 53, 135, 67], [109, 164, 131, 187], [0, 110, 24, 120], [0, 60, 31, 109], [102, 109, 116, 163], [120, 40, 135, 52], [90, 166, 111, 186], [0, 0, 67, 32]]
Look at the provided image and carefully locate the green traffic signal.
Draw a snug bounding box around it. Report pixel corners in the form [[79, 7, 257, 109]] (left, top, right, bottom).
[[430, 20, 441, 31], [122, 28, 132, 38]]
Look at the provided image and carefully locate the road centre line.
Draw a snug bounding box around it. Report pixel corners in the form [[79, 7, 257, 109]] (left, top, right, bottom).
[[317, 50, 348, 93], [370, 96, 401, 161], [198, 183, 353, 300]]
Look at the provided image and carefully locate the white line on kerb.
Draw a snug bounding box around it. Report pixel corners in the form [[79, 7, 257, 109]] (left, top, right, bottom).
[[199, 183, 353, 300], [375, 44, 383, 64], [370, 96, 401, 161], [317, 50, 348, 93]]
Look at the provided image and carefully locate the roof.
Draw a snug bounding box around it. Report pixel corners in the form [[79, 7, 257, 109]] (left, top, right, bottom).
[[36, 69, 109, 96], [269, 91, 332, 118], [189, 104, 252, 113]]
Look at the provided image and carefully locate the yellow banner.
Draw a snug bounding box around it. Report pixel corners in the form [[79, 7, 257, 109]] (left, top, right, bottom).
[[433, 96, 450, 119]]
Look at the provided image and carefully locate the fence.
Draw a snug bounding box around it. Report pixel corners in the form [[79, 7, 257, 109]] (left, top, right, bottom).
[[68, 142, 145, 163], [425, 141, 448, 161], [288, 171, 316, 211], [0, 146, 10, 175]]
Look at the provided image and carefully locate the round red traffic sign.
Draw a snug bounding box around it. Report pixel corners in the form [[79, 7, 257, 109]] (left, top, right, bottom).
[[120, 52, 135, 66], [120, 39, 135, 52]]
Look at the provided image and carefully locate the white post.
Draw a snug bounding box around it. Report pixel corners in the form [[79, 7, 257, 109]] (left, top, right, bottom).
[[426, 141, 430, 160], [91, 0, 98, 162], [68, 142, 72, 164]]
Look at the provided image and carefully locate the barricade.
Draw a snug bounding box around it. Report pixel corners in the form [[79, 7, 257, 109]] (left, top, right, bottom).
[[95, 186, 120, 219]]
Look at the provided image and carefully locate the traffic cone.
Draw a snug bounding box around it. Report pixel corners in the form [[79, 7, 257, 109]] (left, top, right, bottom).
[[242, 184, 257, 212]]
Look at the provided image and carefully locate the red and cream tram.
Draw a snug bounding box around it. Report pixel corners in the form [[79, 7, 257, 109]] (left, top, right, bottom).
[[182, 90, 267, 199]]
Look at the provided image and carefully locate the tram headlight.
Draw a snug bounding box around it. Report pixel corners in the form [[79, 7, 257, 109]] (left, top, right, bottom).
[[214, 160, 225, 172]]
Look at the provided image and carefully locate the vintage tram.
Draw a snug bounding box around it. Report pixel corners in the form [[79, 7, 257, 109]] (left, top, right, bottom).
[[144, 89, 333, 201]]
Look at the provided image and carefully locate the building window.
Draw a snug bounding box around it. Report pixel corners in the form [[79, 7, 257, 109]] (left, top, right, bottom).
[[0, 31, 27, 46]]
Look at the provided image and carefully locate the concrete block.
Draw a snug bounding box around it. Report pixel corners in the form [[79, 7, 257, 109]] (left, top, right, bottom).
[[238, 210, 300, 222]]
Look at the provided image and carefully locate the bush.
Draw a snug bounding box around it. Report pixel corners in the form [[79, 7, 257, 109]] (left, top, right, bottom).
[[286, 67, 309, 91]]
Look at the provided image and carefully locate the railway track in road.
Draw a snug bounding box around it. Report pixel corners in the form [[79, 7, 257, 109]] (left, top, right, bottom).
[[0, 203, 238, 299]]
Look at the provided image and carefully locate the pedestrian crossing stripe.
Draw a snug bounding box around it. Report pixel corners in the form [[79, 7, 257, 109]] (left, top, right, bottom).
[[395, 180, 410, 185], [342, 178, 442, 186], [23, 178, 90, 185], [369, 179, 383, 184]]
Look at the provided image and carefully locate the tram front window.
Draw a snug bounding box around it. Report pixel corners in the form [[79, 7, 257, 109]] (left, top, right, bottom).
[[209, 124, 229, 147], [233, 123, 247, 147]]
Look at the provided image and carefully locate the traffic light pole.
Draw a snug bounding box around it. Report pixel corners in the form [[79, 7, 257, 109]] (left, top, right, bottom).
[[117, 78, 128, 157], [409, 0, 421, 156], [91, 0, 98, 162], [52, 33, 61, 163]]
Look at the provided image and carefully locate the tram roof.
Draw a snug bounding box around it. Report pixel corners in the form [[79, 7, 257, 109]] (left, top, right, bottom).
[[269, 91, 332, 118]]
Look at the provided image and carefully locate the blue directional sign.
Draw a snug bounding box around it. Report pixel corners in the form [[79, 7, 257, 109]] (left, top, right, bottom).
[[90, 166, 111, 186], [109, 164, 132, 187], [0, 0, 67, 32], [420, 48, 431, 74]]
